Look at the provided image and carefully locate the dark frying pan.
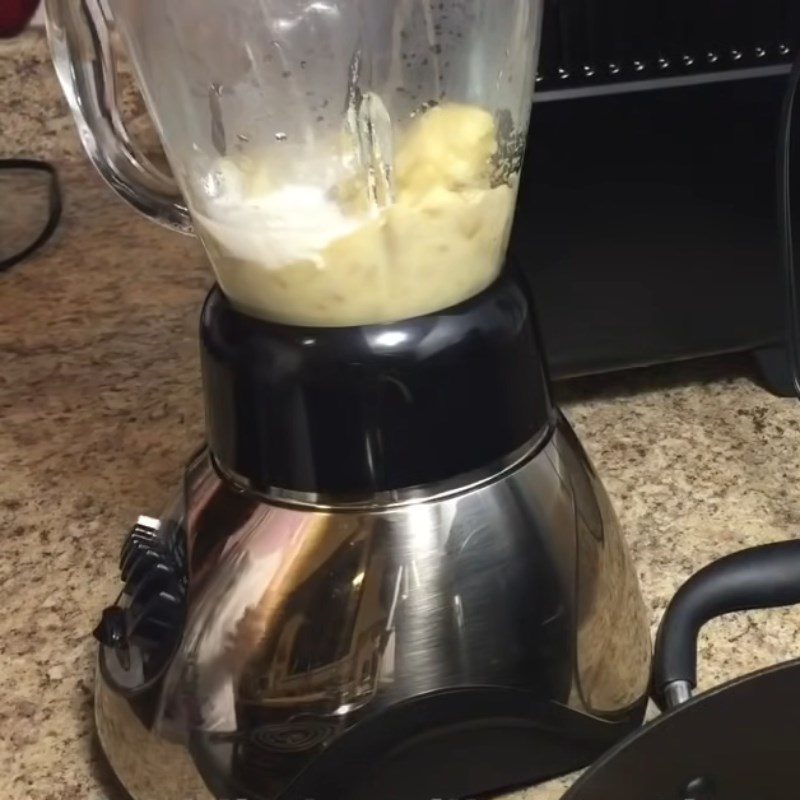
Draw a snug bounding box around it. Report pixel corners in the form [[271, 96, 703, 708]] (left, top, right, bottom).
[[563, 540, 800, 800]]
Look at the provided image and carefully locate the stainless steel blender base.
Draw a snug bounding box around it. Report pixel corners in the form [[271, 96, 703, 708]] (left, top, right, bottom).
[[95, 415, 651, 800]]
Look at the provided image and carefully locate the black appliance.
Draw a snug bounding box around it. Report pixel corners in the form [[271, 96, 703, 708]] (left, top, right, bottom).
[[513, 0, 800, 393]]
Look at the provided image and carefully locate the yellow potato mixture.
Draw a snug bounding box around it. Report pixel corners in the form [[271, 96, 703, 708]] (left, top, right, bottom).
[[197, 103, 516, 327]]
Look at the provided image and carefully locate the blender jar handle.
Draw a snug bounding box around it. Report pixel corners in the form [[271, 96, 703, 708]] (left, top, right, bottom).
[[45, 0, 192, 233]]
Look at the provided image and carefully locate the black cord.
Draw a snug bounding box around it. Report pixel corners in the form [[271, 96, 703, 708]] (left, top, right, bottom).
[[777, 51, 800, 398], [0, 158, 62, 273]]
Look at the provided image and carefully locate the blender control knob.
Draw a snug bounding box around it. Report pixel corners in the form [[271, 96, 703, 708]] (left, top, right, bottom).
[[96, 515, 187, 689], [127, 590, 183, 644], [119, 515, 160, 570], [121, 545, 162, 584], [93, 606, 127, 648]]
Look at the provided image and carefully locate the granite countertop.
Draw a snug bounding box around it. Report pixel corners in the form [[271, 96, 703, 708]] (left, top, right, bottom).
[[3, 31, 800, 800]]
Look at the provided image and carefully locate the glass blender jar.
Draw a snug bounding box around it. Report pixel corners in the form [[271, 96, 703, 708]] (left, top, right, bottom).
[[46, 4, 653, 800], [48, 0, 540, 326]]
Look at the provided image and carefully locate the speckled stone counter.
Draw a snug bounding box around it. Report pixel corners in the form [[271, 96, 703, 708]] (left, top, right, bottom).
[[3, 31, 800, 800]]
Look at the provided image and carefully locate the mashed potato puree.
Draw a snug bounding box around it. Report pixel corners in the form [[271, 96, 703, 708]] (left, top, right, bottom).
[[196, 103, 517, 327]]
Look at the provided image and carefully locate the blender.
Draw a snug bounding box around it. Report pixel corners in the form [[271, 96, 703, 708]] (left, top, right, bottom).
[[46, 1, 652, 798]]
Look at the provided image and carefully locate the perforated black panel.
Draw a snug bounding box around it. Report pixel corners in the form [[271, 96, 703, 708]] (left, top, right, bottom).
[[536, 0, 800, 92]]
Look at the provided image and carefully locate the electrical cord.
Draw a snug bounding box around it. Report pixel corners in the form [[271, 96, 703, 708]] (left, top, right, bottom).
[[0, 158, 62, 273], [777, 49, 800, 398]]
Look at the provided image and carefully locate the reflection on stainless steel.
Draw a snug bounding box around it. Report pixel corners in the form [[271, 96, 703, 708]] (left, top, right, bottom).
[[556, 423, 653, 714], [96, 682, 215, 800], [96, 415, 651, 800]]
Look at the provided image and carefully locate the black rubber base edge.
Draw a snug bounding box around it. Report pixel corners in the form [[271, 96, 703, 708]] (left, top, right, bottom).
[[188, 687, 648, 800]]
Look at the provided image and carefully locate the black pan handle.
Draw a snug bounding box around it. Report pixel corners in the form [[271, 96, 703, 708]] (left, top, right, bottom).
[[653, 540, 800, 709]]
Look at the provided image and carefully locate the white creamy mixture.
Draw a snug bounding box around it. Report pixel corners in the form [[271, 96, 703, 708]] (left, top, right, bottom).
[[194, 103, 517, 327], [199, 184, 358, 269]]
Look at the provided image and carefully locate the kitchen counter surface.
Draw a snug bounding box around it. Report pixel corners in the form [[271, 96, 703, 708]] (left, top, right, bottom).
[[3, 32, 800, 800]]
